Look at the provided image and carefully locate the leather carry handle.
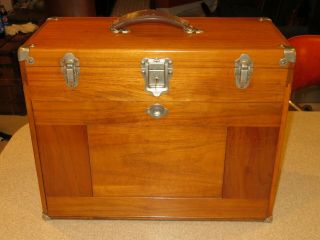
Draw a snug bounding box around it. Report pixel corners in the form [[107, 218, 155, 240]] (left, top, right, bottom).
[[110, 9, 203, 34]]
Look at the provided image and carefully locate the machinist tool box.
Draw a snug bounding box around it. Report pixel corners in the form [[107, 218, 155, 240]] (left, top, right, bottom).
[[19, 10, 295, 221]]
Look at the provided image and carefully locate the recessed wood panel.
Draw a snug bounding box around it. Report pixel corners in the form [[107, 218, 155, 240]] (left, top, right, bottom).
[[36, 125, 93, 197], [88, 123, 226, 198], [223, 127, 279, 199]]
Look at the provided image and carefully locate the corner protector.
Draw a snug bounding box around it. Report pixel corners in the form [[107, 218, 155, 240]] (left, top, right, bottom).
[[279, 44, 296, 66], [42, 213, 52, 221], [18, 44, 35, 64], [47, 17, 59, 21], [18, 46, 30, 62], [259, 17, 272, 22], [264, 216, 273, 223]]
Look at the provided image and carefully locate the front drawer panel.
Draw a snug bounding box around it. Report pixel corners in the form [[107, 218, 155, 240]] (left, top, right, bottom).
[[32, 101, 283, 127], [88, 123, 226, 198], [26, 67, 288, 102]]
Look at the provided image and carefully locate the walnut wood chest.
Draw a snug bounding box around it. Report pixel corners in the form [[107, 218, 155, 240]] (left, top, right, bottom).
[[19, 11, 295, 221]]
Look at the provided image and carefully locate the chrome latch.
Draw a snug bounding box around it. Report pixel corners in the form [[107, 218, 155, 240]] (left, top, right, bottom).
[[60, 53, 80, 88], [234, 54, 253, 89], [141, 58, 173, 97]]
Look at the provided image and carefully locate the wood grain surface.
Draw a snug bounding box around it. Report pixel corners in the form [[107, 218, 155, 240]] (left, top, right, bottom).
[[25, 67, 288, 102], [268, 85, 292, 215], [32, 101, 282, 126], [89, 124, 226, 197], [20, 17, 291, 220], [20, 61, 48, 214], [46, 197, 269, 220], [23, 18, 289, 68], [36, 125, 93, 197], [223, 127, 279, 199]]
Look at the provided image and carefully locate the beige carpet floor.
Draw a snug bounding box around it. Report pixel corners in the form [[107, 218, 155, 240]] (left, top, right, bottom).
[[0, 112, 319, 240], [0, 115, 28, 153]]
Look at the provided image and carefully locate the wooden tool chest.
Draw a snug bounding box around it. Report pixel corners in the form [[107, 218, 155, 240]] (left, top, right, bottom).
[[19, 11, 295, 221]]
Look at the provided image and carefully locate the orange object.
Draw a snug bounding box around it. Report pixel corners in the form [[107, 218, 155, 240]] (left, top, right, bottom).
[[288, 35, 320, 91], [18, 12, 293, 221]]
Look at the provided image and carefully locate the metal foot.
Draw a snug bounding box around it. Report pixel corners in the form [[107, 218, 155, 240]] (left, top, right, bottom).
[[42, 213, 51, 221], [264, 216, 273, 223]]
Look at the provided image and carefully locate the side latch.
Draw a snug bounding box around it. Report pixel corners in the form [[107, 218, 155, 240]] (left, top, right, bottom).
[[60, 53, 80, 88], [234, 54, 253, 89], [141, 58, 173, 97]]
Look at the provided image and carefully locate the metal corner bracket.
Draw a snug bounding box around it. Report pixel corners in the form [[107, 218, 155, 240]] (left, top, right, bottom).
[[18, 44, 36, 64], [264, 216, 273, 223], [42, 213, 52, 221], [279, 44, 296, 66], [47, 17, 59, 21], [259, 17, 272, 22]]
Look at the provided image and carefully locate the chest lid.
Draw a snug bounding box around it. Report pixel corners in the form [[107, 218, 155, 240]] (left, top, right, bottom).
[[19, 10, 295, 69]]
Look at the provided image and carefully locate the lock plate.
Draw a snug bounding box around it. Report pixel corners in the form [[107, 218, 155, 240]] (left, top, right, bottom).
[[234, 54, 253, 89], [141, 58, 173, 97], [146, 103, 168, 119], [60, 53, 80, 88]]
